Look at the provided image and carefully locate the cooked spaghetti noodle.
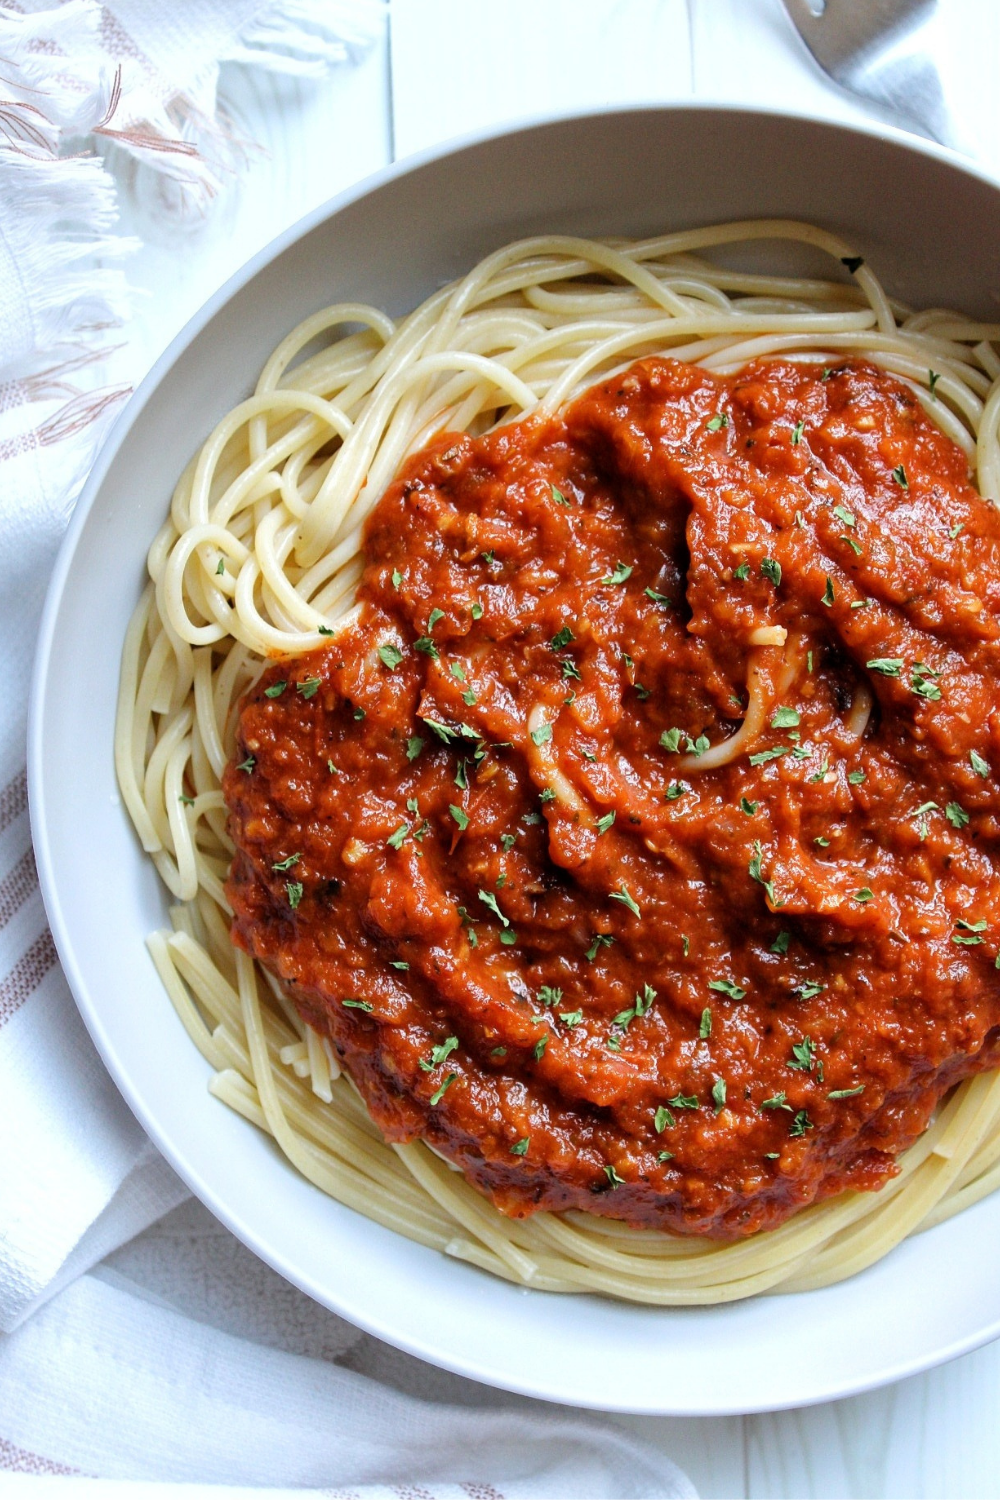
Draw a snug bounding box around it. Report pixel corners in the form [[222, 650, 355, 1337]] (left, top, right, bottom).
[[116, 220, 1000, 1302]]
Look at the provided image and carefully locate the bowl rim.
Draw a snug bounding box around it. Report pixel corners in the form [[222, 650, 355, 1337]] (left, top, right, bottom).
[[27, 101, 1000, 1415]]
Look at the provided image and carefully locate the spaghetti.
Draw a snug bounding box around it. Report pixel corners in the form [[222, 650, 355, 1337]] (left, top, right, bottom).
[[115, 220, 1000, 1302]]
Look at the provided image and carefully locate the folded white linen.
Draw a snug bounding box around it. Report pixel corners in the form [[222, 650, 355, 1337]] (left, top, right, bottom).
[[0, 1271, 695, 1496]]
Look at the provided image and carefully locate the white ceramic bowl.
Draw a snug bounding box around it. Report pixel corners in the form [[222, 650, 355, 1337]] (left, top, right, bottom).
[[29, 106, 1000, 1415]]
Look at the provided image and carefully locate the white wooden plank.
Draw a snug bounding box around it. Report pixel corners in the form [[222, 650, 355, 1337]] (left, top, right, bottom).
[[749, 1340, 1000, 1499], [390, 0, 692, 162], [615, 1414, 747, 1500], [117, 8, 391, 384]]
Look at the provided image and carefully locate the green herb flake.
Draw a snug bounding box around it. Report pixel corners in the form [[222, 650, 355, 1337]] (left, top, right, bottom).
[[867, 658, 903, 677], [342, 998, 373, 1012], [237, 755, 255, 774], [658, 1150, 675, 1163], [405, 736, 424, 762], [602, 561, 633, 586], [550, 626, 574, 650], [390, 568, 403, 590], [761, 557, 782, 587], [970, 749, 990, 778], [386, 823, 409, 850], [699, 1007, 713, 1038], [833, 504, 856, 529], [789, 1109, 813, 1138], [740, 797, 759, 815], [559, 1009, 583, 1027], [748, 840, 782, 906], [645, 587, 672, 606], [771, 706, 800, 729], [854, 887, 874, 903], [733, 562, 750, 581], [510, 1137, 530, 1155], [953, 918, 988, 946], [264, 680, 287, 698], [828, 1085, 865, 1099], [821, 576, 835, 607], [761, 1092, 792, 1111], [660, 727, 682, 753], [771, 930, 791, 955], [668, 1093, 699, 1111], [499, 929, 517, 946], [429, 1072, 458, 1105], [707, 413, 729, 431], [666, 782, 686, 801], [848, 769, 866, 785], [796, 980, 826, 1000], [928, 370, 941, 397], [215, 558, 225, 576], [655, 1105, 675, 1132], [415, 637, 439, 659], [449, 804, 470, 831], [378, 642, 404, 670], [478, 888, 508, 926], [286, 880, 304, 909], [296, 677, 321, 699], [609, 885, 641, 917], [533, 1035, 548, 1061], [789, 1036, 815, 1072], [271, 853, 301, 872], [892, 464, 909, 490], [471, 601, 484, 620], [530, 721, 553, 747], [791, 419, 806, 445], [551, 483, 571, 506], [709, 978, 746, 1001], [749, 746, 788, 767], [449, 661, 466, 683], [585, 933, 614, 961], [596, 811, 616, 835], [946, 801, 970, 829], [603, 1164, 625, 1188], [711, 1078, 727, 1113], [419, 1035, 459, 1072], [178, 793, 195, 806]]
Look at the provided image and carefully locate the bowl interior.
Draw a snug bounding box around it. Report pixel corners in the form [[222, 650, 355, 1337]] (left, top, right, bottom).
[[30, 106, 1000, 1415]]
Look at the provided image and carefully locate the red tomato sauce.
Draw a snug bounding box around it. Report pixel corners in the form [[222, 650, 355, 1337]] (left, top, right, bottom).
[[224, 357, 1000, 1238]]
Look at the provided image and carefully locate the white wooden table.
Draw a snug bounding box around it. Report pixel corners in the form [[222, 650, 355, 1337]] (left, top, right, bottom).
[[110, 3, 1000, 1493]]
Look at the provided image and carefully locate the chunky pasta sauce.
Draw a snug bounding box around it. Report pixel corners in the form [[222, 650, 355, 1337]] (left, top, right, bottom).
[[224, 357, 1000, 1238]]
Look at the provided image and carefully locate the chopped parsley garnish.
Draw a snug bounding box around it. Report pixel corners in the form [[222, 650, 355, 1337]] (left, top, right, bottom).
[[609, 885, 641, 917], [561, 658, 582, 682], [740, 797, 759, 815], [449, 804, 469, 831], [762, 1093, 792, 1111], [828, 1085, 865, 1099], [604, 1164, 625, 1188], [550, 626, 574, 650], [471, 601, 484, 620], [929, 369, 940, 397], [391, 569, 403, 590], [699, 1007, 712, 1038], [405, 736, 424, 761], [500, 832, 517, 852], [660, 728, 682, 752], [538, 986, 563, 1008], [264, 681, 287, 698], [390, 960, 409, 970], [378, 642, 404, 669], [477, 888, 508, 925], [789, 1037, 815, 1072], [585, 932, 614, 961], [429, 1072, 458, 1105], [530, 721, 553, 746], [867, 658, 903, 677], [387, 823, 409, 850], [748, 841, 781, 906], [427, 607, 445, 630], [854, 887, 874, 903], [539, 787, 556, 804], [602, 561, 633, 585], [481, 550, 495, 564], [821, 576, 835, 607], [286, 881, 304, 909], [843, 535, 863, 555], [761, 557, 781, 587], [953, 918, 987, 946], [342, 998, 372, 1012], [791, 419, 805, 445], [848, 769, 866, 785], [559, 1010, 583, 1027], [789, 1110, 813, 1137], [510, 1137, 530, 1155], [910, 662, 941, 701], [414, 637, 438, 658], [178, 793, 195, 806], [668, 1094, 699, 1110], [771, 707, 800, 729], [658, 1150, 675, 1163], [533, 1035, 548, 1061], [946, 801, 970, 829], [666, 782, 686, 801], [449, 661, 466, 683], [596, 811, 616, 835], [706, 413, 729, 431], [733, 562, 750, 581], [237, 755, 255, 774], [892, 464, 909, 489], [795, 980, 826, 1000], [271, 854, 301, 872], [655, 1105, 675, 1132], [711, 1078, 727, 1112], [215, 558, 225, 576], [833, 504, 856, 529], [645, 587, 672, 606], [500, 930, 517, 946], [709, 978, 746, 1001], [970, 749, 990, 778], [419, 1036, 459, 1072], [771, 930, 791, 955], [297, 677, 321, 699], [749, 746, 788, 767], [612, 985, 656, 1033], [551, 484, 571, 506]]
